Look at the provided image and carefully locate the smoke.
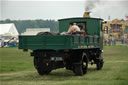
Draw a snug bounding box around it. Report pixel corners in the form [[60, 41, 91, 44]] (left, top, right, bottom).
[[90, 0, 128, 20], [85, 0, 101, 11]]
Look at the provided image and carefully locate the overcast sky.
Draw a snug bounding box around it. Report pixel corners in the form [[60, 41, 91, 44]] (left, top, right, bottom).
[[0, 0, 128, 21]]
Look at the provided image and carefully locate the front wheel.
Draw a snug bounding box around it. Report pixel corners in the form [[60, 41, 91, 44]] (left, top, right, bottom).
[[96, 59, 104, 70]]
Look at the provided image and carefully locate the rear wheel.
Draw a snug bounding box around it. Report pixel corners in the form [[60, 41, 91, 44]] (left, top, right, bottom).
[[74, 64, 83, 76], [73, 54, 88, 76], [34, 56, 52, 75]]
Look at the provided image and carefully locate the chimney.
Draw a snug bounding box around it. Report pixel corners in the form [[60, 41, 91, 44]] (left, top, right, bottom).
[[83, 12, 90, 18]]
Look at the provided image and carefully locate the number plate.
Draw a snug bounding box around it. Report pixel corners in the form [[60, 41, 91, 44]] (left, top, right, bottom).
[[51, 57, 63, 61]]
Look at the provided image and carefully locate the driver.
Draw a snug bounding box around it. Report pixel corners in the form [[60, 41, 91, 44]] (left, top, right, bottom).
[[67, 23, 80, 34]]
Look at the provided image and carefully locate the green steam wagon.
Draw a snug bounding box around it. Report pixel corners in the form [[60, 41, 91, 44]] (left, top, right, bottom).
[[19, 17, 104, 76]]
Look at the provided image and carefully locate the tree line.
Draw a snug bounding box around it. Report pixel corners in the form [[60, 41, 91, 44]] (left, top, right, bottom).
[[0, 19, 59, 34]]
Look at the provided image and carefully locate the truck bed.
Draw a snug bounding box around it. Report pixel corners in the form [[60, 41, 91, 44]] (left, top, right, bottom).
[[19, 35, 101, 50]]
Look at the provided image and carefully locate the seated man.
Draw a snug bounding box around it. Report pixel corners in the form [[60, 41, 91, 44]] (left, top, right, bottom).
[[67, 23, 80, 34]]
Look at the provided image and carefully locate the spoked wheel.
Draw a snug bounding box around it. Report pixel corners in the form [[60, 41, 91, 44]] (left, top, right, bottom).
[[96, 59, 104, 70], [73, 55, 88, 76], [34, 56, 52, 75]]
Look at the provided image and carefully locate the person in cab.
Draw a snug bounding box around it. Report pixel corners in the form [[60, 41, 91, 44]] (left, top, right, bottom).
[[67, 23, 80, 34]]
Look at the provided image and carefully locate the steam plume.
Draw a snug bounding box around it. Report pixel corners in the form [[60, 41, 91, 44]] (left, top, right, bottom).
[[85, 0, 100, 11]]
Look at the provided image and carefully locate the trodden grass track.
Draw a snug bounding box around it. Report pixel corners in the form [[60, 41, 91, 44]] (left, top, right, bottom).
[[0, 45, 128, 85]]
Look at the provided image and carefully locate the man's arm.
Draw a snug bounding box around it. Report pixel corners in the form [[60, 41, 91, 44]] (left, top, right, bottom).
[[67, 27, 73, 34]]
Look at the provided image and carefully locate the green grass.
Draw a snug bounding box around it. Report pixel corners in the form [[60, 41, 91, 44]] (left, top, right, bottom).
[[0, 47, 34, 73], [0, 46, 128, 85]]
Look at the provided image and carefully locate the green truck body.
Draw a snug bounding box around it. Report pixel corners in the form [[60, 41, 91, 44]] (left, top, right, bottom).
[[19, 18, 103, 50], [19, 35, 101, 50], [19, 17, 104, 76]]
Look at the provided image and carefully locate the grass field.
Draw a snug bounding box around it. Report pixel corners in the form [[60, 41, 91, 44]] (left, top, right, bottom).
[[0, 46, 128, 85]]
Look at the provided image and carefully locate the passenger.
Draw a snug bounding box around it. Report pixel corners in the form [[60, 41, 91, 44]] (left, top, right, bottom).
[[81, 29, 87, 35], [67, 23, 80, 34]]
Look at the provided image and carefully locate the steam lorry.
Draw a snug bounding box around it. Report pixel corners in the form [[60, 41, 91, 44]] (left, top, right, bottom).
[[19, 13, 104, 76]]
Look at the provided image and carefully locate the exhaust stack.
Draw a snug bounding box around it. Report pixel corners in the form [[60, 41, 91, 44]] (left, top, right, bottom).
[[83, 12, 90, 18]]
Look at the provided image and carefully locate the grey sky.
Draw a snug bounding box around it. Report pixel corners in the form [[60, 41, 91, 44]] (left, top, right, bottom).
[[0, 0, 128, 21]]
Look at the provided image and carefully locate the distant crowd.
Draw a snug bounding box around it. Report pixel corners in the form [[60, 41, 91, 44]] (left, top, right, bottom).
[[0, 37, 18, 48], [104, 36, 128, 46]]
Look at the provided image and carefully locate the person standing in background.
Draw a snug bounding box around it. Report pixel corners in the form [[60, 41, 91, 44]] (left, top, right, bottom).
[[108, 35, 112, 46], [104, 37, 107, 46], [112, 36, 115, 45]]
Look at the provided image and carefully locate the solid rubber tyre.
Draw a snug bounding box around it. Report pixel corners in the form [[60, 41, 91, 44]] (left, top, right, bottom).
[[96, 59, 104, 70], [73, 56, 88, 76], [34, 56, 52, 75]]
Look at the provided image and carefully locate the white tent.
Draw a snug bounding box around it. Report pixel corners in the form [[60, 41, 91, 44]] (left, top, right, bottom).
[[0, 23, 19, 36]]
